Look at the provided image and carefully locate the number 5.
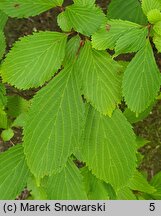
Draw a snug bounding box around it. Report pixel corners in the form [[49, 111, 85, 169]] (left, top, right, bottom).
[[149, 203, 155, 211]]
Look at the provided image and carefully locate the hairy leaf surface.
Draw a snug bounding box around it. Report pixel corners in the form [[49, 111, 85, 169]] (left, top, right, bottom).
[[45, 159, 87, 199], [23, 64, 84, 180], [0, 0, 63, 18], [81, 106, 137, 190], [1, 32, 67, 89], [78, 41, 122, 116], [122, 40, 161, 114], [0, 145, 30, 199]]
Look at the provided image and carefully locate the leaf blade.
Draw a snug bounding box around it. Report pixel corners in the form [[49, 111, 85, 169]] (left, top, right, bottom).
[[142, 0, 161, 15], [81, 106, 137, 190], [1, 31, 67, 89], [0, 31, 6, 60], [92, 19, 142, 50], [114, 27, 148, 56], [0, 10, 8, 30], [78, 41, 122, 116], [0, 0, 63, 18], [66, 3, 105, 36], [122, 40, 161, 114], [23, 63, 84, 180], [128, 170, 156, 194], [45, 159, 87, 200], [0, 145, 30, 199], [107, 0, 147, 25]]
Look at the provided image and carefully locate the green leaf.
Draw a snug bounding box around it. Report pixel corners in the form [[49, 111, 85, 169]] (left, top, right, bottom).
[[1, 32, 67, 90], [147, 9, 161, 24], [78, 41, 122, 116], [0, 0, 63, 18], [1, 128, 14, 141], [136, 136, 150, 149], [27, 176, 47, 200], [104, 184, 117, 199], [122, 40, 161, 114], [123, 102, 154, 124], [23, 63, 84, 180], [107, 0, 147, 25], [92, 19, 142, 50], [0, 109, 8, 129], [57, 11, 72, 32], [6, 95, 30, 118], [0, 83, 7, 109], [0, 31, 6, 60], [81, 167, 109, 200], [150, 171, 161, 199], [65, 3, 105, 36], [142, 0, 161, 15], [153, 33, 161, 52], [153, 21, 161, 36], [44, 159, 87, 199], [80, 106, 137, 190], [12, 113, 28, 128], [0, 145, 30, 199], [136, 193, 153, 200], [73, 0, 95, 5], [0, 10, 8, 30], [128, 170, 156, 194], [63, 35, 81, 66], [117, 187, 136, 200], [136, 152, 144, 167], [114, 27, 148, 56]]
